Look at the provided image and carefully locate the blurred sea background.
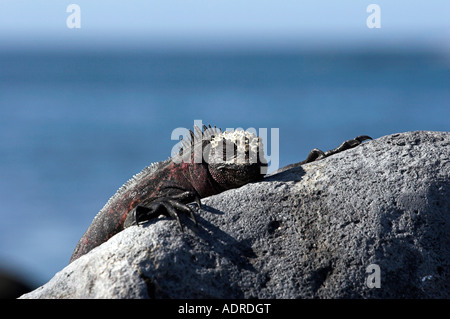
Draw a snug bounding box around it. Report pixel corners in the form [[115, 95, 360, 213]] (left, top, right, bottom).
[[0, 1, 449, 292]]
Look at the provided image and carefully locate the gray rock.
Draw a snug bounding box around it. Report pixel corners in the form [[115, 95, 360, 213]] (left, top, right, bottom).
[[20, 131, 449, 299]]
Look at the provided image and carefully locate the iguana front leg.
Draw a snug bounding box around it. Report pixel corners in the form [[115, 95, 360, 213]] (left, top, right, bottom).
[[124, 191, 201, 231], [275, 135, 372, 173], [303, 135, 372, 163]]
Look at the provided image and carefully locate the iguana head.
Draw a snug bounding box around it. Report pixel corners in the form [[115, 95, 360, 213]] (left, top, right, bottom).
[[177, 125, 267, 191]]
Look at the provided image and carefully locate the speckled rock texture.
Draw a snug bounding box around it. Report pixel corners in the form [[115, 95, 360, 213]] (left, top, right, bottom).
[[20, 131, 449, 299]]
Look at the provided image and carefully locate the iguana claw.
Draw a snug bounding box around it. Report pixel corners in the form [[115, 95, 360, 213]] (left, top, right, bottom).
[[130, 191, 201, 231]]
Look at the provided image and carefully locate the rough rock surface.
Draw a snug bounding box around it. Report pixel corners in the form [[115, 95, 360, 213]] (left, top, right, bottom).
[[20, 131, 449, 299]]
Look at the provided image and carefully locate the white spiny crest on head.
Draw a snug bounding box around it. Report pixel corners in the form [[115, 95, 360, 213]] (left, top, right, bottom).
[[210, 129, 263, 164], [210, 130, 261, 154], [175, 124, 264, 165]]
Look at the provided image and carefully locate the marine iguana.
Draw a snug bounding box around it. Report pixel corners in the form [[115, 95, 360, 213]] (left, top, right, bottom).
[[69, 124, 370, 263]]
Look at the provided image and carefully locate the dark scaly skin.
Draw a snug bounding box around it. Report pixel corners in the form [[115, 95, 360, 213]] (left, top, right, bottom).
[[70, 125, 265, 263], [70, 126, 371, 263]]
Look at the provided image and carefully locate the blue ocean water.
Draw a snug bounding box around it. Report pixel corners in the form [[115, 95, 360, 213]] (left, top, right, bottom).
[[0, 49, 449, 286]]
